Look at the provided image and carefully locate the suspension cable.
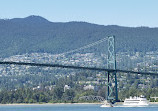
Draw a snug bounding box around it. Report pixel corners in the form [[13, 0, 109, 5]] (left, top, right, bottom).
[[57, 37, 108, 56]]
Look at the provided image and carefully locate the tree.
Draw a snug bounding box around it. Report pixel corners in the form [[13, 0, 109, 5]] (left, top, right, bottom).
[[52, 87, 63, 101], [62, 89, 75, 103]]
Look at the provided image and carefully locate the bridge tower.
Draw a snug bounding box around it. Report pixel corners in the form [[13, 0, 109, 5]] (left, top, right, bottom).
[[107, 36, 118, 102]]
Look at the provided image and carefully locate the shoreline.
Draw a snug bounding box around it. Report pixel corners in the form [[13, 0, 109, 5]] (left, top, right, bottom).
[[0, 102, 158, 105], [0, 103, 102, 106]]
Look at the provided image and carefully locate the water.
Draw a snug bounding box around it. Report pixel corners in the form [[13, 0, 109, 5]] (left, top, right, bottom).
[[0, 104, 158, 111]]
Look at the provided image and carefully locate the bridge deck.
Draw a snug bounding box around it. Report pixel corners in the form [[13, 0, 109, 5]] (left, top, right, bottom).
[[0, 61, 158, 76]]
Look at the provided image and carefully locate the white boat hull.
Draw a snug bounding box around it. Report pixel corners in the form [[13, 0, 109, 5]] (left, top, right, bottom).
[[123, 95, 149, 107]]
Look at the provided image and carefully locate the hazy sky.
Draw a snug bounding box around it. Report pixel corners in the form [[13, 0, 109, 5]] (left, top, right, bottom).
[[0, 0, 158, 27]]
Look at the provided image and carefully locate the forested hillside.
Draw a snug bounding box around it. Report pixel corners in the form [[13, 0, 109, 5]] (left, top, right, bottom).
[[0, 15, 158, 57]]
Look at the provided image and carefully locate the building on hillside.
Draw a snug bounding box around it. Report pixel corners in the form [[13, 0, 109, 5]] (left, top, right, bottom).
[[83, 85, 99, 91], [64, 85, 71, 92]]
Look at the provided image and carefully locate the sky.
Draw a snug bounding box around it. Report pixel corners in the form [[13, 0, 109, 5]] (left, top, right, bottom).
[[0, 0, 158, 27]]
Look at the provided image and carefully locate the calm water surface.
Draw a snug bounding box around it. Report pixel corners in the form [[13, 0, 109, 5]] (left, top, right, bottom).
[[0, 104, 158, 111]]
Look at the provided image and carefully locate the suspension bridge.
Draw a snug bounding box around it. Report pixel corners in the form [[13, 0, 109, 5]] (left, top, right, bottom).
[[0, 36, 158, 102]]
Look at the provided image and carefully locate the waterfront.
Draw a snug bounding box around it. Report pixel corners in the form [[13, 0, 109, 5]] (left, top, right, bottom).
[[0, 104, 158, 111]]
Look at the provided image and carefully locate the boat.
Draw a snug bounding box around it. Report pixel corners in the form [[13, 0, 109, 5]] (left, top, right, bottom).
[[123, 95, 149, 106], [100, 100, 113, 107]]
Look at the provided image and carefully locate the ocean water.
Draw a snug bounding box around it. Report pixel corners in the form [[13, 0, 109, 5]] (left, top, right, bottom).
[[0, 104, 158, 111]]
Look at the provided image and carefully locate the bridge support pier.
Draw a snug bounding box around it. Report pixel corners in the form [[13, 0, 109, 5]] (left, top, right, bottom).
[[107, 71, 118, 102], [107, 36, 118, 102], [114, 71, 118, 101]]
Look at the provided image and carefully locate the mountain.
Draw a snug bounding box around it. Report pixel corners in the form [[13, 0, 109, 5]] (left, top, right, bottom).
[[0, 15, 158, 57]]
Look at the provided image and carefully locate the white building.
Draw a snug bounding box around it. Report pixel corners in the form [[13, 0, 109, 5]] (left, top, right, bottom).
[[64, 85, 71, 92], [83, 85, 94, 90]]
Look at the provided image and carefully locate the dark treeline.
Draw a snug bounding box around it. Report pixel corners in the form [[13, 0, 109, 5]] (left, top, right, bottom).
[[0, 71, 106, 104], [0, 71, 158, 103], [0, 88, 76, 104], [0, 84, 158, 104]]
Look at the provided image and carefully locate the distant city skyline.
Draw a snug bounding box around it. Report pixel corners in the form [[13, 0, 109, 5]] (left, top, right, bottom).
[[0, 0, 158, 27]]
